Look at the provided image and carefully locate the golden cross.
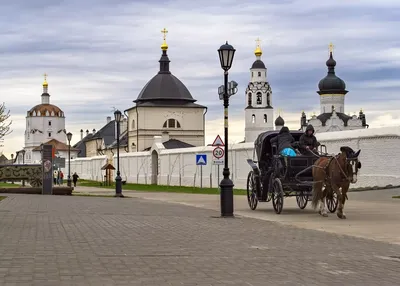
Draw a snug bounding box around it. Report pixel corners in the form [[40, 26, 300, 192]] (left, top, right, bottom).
[[255, 37, 261, 47], [161, 28, 168, 41], [43, 73, 47, 81], [329, 42, 334, 53], [278, 108, 282, 115]]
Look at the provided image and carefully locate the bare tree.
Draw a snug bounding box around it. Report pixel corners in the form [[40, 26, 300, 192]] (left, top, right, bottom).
[[0, 103, 12, 139]]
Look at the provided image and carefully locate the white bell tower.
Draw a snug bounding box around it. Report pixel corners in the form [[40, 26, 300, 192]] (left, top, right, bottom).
[[244, 38, 274, 142]]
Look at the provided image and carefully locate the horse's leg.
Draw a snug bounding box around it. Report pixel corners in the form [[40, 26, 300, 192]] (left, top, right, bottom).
[[312, 181, 327, 217], [320, 186, 328, 217], [339, 183, 350, 219], [333, 184, 344, 219]]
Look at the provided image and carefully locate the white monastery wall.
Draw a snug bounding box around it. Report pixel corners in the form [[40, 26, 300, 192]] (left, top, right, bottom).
[[68, 127, 400, 189]]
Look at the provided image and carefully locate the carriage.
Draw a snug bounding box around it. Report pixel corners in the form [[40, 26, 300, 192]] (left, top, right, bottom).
[[246, 130, 338, 214]]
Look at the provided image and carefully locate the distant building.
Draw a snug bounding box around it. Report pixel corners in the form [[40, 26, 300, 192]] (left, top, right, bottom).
[[124, 29, 207, 152], [15, 75, 79, 164], [300, 44, 368, 133], [244, 39, 274, 142]]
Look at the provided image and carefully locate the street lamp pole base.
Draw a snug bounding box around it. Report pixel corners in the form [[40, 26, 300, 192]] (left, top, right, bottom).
[[115, 174, 123, 197], [67, 178, 72, 187], [219, 174, 234, 217]]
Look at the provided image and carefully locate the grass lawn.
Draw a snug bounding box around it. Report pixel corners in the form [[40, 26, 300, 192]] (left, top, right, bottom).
[[0, 182, 20, 188], [392, 196, 400, 199], [77, 179, 248, 195], [0, 196, 6, 201]]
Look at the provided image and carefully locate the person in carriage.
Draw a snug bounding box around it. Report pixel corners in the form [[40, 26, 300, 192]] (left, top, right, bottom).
[[270, 126, 297, 157], [299, 124, 320, 155]]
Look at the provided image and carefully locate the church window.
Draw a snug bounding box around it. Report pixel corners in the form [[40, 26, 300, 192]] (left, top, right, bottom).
[[256, 92, 262, 105], [252, 72, 253, 77], [48, 132, 51, 137], [163, 119, 181, 129], [248, 93, 252, 106], [267, 93, 271, 106], [131, 119, 135, 129], [48, 121, 52, 126], [45, 111, 50, 116], [258, 72, 261, 77], [252, 114, 256, 123], [264, 114, 267, 123], [168, 118, 175, 128]]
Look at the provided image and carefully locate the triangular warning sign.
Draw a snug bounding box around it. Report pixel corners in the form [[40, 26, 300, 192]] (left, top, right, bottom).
[[197, 156, 206, 165], [212, 135, 224, 146]]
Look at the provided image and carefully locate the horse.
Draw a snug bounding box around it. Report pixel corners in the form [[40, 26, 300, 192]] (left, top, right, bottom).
[[311, 146, 362, 219]]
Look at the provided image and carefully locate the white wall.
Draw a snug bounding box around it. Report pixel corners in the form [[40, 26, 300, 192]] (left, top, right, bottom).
[[68, 127, 400, 189]]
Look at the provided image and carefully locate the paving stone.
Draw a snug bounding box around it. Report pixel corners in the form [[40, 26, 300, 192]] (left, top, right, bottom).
[[0, 194, 399, 285]]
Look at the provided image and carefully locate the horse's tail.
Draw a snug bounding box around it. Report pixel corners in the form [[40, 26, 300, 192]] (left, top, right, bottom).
[[311, 159, 325, 209], [311, 181, 324, 209]]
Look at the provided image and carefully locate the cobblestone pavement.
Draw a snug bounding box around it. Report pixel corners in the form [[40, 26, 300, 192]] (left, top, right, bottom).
[[0, 194, 400, 285], [74, 186, 400, 245]]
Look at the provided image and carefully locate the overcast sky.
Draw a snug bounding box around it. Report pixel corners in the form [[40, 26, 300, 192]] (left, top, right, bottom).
[[1, 0, 399, 157]]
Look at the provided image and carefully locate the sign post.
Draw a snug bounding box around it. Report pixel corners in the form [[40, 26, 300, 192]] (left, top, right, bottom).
[[41, 144, 53, 195], [196, 154, 207, 189], [211, 135, 225, 189]]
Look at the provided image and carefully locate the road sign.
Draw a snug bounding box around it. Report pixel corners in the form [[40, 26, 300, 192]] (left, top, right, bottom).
[[196, 154, 207, 166], [213, 147, 224, 159], [218, 81, 238, 100], [212, 135, 224, 146], [213, 159, 224, 165], [53, 157, 65, 168]]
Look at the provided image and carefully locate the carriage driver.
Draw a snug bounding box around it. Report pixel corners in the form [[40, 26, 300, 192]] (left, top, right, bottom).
[[270, 126, 297, 157], [299, 124, 320, 155]]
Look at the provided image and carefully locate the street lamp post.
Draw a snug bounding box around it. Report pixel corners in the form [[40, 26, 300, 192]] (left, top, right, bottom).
[[67, 132, 72, 187], [21, 150, 26, 186], [217, 41, 236, 217], [114, 110, 124, 197]]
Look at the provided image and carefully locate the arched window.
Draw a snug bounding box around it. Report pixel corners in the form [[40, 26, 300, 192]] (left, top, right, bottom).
[[247, 93, 252, 106], [162, 119, 181, 128], [258, 72, 261, 77], [267, 92, 271, 106], [252, 114, 256, 123], [251, 72, 253, 77], [256, 92, 262, 105], [131, 119, 135, 129], [264, 114, 267, 123]]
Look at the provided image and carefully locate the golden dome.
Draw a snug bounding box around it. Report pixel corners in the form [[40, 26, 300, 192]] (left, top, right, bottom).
[[28, 104, 64, 117], [254, 46, 262, 57], [43, 73, 48, 87], [161, 40, 168, 51]]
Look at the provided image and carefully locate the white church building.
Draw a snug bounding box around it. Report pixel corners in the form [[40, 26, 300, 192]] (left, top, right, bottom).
[[14, 75, 79, 164], [300, 44, 368, 132]]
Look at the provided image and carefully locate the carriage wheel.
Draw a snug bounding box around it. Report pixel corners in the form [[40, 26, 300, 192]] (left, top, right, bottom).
[[296, 190, 308, 209], [246, 171, 258, 210], [272, 178, 284, 214], [326, 189, 338, 213]]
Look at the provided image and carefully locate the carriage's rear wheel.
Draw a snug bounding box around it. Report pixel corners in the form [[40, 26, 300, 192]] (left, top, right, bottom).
[[326, 190, 338, 213], [272, 178, 284, 214], [246, 171, 258, 210], [296, 190, 308, 209]]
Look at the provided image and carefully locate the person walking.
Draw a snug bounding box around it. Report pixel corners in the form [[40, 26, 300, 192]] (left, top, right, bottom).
[[72, 172, 79, 187], [59, 171, 64, 185]]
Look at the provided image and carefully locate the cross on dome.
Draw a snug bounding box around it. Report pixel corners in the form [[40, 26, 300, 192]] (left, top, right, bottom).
[[161, 28, 168, 51], [254, 37, 262, 57], [329, 42, 334, 54]]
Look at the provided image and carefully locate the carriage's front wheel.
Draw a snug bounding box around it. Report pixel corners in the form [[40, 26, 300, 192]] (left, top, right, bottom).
[[272, 178, 284, 214], [246, 171, 258, 210], [326, 190, 338, 213]]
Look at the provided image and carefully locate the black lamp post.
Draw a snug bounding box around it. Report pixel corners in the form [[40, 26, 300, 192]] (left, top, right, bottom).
[[66, 132, 72, 187], [114, 109, 123, 197], [21, 149, 26, 186], [218, 41, 236, 217]]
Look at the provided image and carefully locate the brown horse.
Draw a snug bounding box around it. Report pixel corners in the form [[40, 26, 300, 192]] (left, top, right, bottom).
[[311, 146, 362, 219]]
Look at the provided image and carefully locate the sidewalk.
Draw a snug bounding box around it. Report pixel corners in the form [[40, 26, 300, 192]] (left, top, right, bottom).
[[74, 186, 400, 245]]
